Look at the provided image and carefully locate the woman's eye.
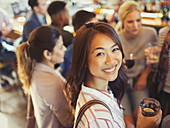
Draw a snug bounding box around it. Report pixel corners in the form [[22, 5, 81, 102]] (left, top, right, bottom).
[[127, 21, 133, 23], [96, 52, 104, 56], [112, 48, 120, 52], [137, 19, 141, 22]]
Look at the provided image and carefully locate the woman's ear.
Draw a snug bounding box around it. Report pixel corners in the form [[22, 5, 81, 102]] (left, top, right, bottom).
[[43, 50, 51, 61]]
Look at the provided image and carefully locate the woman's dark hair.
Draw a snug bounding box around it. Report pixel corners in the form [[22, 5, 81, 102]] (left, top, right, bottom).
[[16, 26, 61, 91], [65, 22, 127, 110], [72, 10, 96, 32]]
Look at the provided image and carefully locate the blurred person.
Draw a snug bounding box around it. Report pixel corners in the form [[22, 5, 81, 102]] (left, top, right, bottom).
[[65, 22, 162, 128], [0, 8, 15, 91], [0, 8, 13, 36], [146, 26, 170, 118], [157, 26, 170, 117], [117, 1, 158, 127], [21, 0, 48, 43], [60, 10, 98, 78], [16, 26, 73, 128], [47, 1, 73, 47], [156, 26, 170, 118], [161, 114, 170, 128]]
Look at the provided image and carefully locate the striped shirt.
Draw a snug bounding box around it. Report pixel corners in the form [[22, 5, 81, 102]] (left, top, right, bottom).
[[74, 85, 125, 128]]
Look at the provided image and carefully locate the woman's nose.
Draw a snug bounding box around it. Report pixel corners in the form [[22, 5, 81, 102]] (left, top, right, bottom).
[[105, 54, 113, 65], [133, 21, 138, 28]]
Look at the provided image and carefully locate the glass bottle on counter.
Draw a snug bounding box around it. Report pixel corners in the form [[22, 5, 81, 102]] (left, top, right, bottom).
[[160, 2, 168, 23]]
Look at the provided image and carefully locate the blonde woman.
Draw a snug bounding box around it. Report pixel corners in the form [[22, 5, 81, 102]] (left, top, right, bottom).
[[117, 1, 158, 127]]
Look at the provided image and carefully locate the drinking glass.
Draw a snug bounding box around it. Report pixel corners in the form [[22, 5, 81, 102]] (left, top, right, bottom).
[[140, 98, 161, 117], [145, 43, 160, 64], [125, 53, 135, 69]]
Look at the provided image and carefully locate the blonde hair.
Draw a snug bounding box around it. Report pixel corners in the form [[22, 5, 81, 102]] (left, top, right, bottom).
[[116, 1, 141, 31], [16, 42, 35, 92]]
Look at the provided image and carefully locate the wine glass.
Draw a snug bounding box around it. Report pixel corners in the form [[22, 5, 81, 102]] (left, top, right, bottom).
[[124, 53, 135, 69]]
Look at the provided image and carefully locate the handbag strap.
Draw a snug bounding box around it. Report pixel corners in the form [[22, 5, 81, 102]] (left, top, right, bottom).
[[75, 99, 113, 128], [26, 93, 35, 120]]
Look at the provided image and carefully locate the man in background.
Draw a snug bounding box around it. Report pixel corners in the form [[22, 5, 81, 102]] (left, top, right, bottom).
[[21, 0, 48, 43], [47, 1, 73, 47], [60, 10, 97, 78]]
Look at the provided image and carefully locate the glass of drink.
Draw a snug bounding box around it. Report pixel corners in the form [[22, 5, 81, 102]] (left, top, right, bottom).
[[125, 53, 135, 69], [145, 43, 160, 64], [140, 98, 161, 117]]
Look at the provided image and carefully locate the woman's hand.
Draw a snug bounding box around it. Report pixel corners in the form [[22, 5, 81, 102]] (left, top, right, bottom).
[[136, 107, 162, 128], [134, 65, 150, 90]]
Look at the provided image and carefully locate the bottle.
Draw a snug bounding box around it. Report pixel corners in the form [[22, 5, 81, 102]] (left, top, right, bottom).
[[155, 0, 160, 13], [160, 2, 167, 23], [146, 0, 152, 12], [103, 15, 108, 23]]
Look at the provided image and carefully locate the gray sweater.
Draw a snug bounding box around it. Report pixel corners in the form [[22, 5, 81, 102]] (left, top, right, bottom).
[[119, 26, 157, 78]]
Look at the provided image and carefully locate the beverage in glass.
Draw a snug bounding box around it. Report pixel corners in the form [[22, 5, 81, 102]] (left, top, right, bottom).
[[140, 98, 161, 117], [125, 53, 135, 69]]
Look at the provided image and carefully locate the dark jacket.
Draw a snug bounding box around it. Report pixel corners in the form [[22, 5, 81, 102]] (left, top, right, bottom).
[[21, 13, 46, 43]]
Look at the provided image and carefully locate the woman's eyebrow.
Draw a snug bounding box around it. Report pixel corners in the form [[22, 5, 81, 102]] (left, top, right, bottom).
[[92, 43, 117, 53], [111, 43, 118, 48], [92, 47, 104, 53]]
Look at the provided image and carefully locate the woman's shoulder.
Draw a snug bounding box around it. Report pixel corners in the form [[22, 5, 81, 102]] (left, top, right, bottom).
[[79, 103, 124, 128], [142, 26, 157, 33], [32, 65, 65, 92]]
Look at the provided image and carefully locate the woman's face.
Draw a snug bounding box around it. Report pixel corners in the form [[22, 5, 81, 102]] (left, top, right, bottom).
[[123, 10, 142, 37], [88, 33, 122, 82], [51, 35, 66, 64]]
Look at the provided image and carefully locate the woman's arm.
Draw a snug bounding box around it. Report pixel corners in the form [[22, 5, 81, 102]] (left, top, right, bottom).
[[134, 65, 150, 90]]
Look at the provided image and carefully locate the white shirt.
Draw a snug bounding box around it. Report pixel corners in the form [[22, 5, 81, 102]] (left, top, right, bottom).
[[74, 85, 125, 128]]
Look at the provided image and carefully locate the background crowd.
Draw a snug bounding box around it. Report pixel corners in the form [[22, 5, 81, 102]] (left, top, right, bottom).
[[0, 0, 169, 128]]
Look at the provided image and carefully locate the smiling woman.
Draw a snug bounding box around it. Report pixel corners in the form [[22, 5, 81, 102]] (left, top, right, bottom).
[[64, 22, 162, 128], [65, 22, 126, 127]]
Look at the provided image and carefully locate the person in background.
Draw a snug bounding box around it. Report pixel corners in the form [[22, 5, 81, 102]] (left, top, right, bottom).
[[47, 1, 73, 48], [145, 26, 170, 118], [16, 26, 73, 128], [117, 1, 158, 128], [0, 8, 13, 36], [65, 22, 162, 128], [157, 26, 170, 118], [21, 0, 48, 43], [0, 8, 15, 91], [60, 10, 98, 78], [161, 114, 170, 128]]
